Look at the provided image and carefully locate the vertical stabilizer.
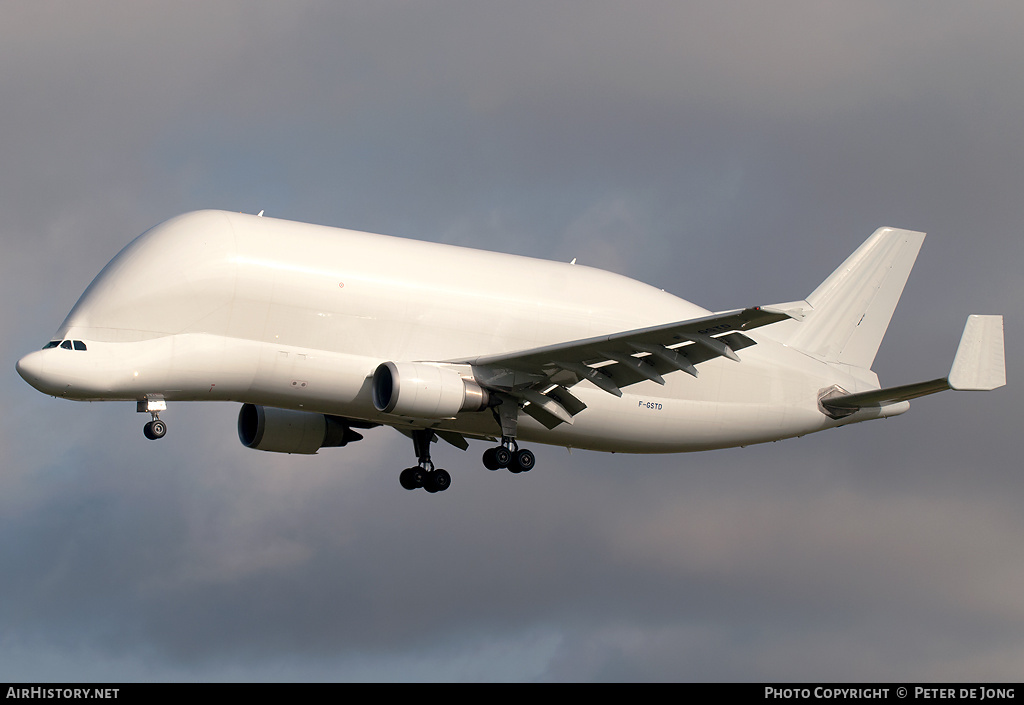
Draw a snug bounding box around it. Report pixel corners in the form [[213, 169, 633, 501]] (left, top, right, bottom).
[[783, 227, 926, 369]]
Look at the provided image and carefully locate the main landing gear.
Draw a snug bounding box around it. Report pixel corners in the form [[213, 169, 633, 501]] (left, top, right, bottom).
[[399, 429, 451, 493], [482, 395, 536, 473], [399, 398, 539, 492], [482, 438, 535, 473]]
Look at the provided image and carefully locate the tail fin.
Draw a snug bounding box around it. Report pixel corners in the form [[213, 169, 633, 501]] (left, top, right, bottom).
[[777, 227, 926, 369]]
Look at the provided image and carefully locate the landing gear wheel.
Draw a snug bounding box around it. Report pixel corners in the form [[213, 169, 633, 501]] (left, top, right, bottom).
[[423, 469, 451, 493], [493, 446, 512, 468], [432, 469, 451, 492], [143, 419, 167, 440], [483, 447, 500, 471], [400, 467, 423, 490], [512, 448, 535, 473], [412, 467, 426, 488]]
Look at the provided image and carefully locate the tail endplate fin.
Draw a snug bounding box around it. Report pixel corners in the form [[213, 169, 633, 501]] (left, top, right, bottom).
[[948, 314, 1006, 391]]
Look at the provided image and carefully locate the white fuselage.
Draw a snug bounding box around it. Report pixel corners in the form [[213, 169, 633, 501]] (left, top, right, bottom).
[[17, 210, 899, 453]]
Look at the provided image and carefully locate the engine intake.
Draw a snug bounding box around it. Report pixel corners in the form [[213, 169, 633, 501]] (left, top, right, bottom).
[[238, 404, 364, 454], [372, 361, 489, 418]]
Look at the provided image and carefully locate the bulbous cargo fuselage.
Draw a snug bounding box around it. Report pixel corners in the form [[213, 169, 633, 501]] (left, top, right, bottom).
[[17, 210, 887, 454]]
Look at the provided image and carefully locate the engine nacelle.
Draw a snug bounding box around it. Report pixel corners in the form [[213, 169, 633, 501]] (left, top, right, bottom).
[[371, 361, 489, 418], [237, 404, 363, 454]]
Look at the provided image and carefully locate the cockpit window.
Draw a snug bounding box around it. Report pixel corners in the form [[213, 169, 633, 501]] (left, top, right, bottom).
[[48, 339, 88, 351]]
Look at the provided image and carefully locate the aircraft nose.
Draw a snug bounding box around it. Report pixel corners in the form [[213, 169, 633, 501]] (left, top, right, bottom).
[[16, 350, 49, 392]]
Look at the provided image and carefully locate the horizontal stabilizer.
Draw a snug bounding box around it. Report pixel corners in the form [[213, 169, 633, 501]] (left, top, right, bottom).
[[820, 315, 1005, 417]]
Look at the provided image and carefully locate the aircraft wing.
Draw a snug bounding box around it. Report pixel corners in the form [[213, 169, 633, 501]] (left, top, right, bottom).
[[457, 306, 795, 429]]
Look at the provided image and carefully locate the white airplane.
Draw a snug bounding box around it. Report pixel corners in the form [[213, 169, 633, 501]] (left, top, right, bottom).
[[17, 210, 1005, 493]]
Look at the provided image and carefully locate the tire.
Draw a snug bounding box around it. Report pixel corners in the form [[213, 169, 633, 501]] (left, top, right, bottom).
[[432, 469, 451, 492], [513, 448, 535, 472], [482, 448, 500, 471], [399, 467, 420, 490], [410, 467, 426, 488], [493, 446, 512, 468]]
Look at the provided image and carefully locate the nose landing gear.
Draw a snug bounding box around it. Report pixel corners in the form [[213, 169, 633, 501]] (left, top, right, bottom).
[[143, 418, 167, 440], [138, 396, 167, 440]]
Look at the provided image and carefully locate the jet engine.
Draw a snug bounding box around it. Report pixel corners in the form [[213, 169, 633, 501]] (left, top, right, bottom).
[[238, 403, 365, 454], [372, 361, 489, 418]]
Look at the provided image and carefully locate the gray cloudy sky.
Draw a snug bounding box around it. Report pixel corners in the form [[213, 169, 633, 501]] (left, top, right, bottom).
[[2, 1, 1020, 682]]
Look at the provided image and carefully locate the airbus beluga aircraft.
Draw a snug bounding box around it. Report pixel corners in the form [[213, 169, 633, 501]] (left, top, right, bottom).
[[17, 210, 1005, 493]]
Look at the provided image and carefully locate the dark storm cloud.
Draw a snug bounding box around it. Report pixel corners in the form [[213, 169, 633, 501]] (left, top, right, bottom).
[[1, 1, 1020, 681]]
